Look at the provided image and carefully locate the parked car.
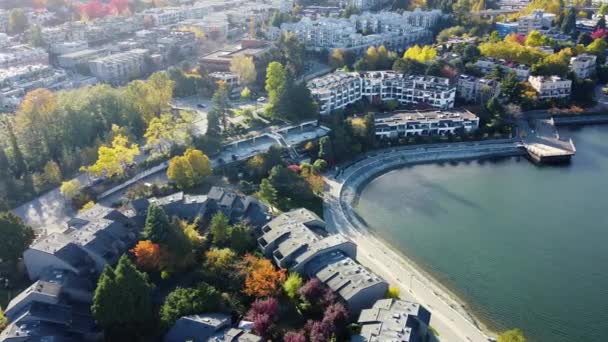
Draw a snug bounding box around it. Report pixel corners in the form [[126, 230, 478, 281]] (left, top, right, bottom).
[[197, 103, 206, 108]]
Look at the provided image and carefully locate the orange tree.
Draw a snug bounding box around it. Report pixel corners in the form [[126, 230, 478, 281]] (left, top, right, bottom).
[[130, 240, 164, 272], [239, 254, 286, 298]]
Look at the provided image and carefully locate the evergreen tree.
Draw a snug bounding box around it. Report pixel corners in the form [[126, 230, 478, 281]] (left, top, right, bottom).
[[210, 212, 230, 246], [500, 71, 523, 103], [561, 7, 576, 36], [0, 212, 35, 265], [91, 256, 154, 340], [258, 178, 278, 207], [143, 204, 172, 244], [318, 136, 335, 164], [160, 283, 221, 328], [5, 121, 26, 178], [210, 82, 231, 130]]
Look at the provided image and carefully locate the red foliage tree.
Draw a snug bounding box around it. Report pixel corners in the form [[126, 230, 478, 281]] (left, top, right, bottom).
[[322, 302, 349, 335], [306, 320, 332, 342], [592, 28, 608, 40], [130, 240, 164, 271], [247, 298, 279, 320], [299, 278, 324, 301], [283, 330, 307, 342], [79, 1, 108, 19]]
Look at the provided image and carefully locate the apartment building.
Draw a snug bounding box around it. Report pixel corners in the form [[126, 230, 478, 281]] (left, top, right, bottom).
[[270, 10, 435, 53], [528, 75, 572, 99], [347, 0, 391, 10], [0, 64, 69, 110], [570, 53, 597, 79], [374, 109, 480, 139], [351, 299, 432, 342], [0, 45, 49, 68], [517, 10, 555, 34], [139, 7, 186, 26], [0, 9, 8, 33], [58, 48, 109, 70], [307, 70, 456, 115], [475, 57, 531, 80], [49, 40, 88, 55], [456, 74, 501, 103], [88, 48, 148, 84], [258, 209, 388, 315], [200, 39, 272, 72]]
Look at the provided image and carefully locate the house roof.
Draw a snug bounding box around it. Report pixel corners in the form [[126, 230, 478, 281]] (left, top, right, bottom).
[[164, 313, 231, 342]]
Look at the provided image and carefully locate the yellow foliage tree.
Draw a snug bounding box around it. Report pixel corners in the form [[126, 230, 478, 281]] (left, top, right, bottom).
[[167, 149, 211, 189], [81, 134, 139, 178], [230, 55, 257, 85], [80, 201, 95, 212], [60, 179, 81, 199], [403, 45, 437, 63], [144, 112, 193, 155]]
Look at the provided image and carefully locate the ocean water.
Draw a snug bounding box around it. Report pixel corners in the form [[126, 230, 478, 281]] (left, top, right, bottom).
[[355, 125, 608, 342]]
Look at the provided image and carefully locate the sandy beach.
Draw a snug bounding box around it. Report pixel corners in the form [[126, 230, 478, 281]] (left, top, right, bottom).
[[323, 143, 521, 341]]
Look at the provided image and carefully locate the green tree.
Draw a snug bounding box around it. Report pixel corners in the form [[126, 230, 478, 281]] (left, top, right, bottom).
[[500, 71, 524, 103], [204, 247, 237, 273], [587, 38, 608, 63], [0, 306, 7, 331], [497, 329, 527, 342], [160, 283, 222, 328], [42, 160, 62, 186], [277, 32, 305, 75], [91, 256, 154, 339], [8, 9, 28, 34], [5, 121, 26, 178], [28, 25, 44, 47], [230, 55, 257, 85], [561, 7, 576, 35], [0, 212, 35, 265], [210, 81, 231, 131], [265, 62, 288, 119], [144, 113, 193, 155], [143, 204, 172, 244], [241, 87, 251, 99], [228, 224, 254, 254], [258, 178, 278, 207], [283, 273, 303, 300], [210, 212, 230, 246], [599, 3, 608, 15]]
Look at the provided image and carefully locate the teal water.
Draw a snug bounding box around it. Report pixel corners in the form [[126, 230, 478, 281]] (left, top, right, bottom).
[[355, 125, 608, 342]]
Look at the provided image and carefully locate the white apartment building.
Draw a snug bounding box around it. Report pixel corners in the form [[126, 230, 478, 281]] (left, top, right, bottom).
[[272, 12, 432, 53], [528, 75, 572, 99], [50, 41, 89, 55], [347, 0, 391, 10], [308, 70, 456, 115], [209, 72, 240, 87], [475, 57, 531, 80], [374, 109, 480, 139], [517, 10, 555, 34], [0, 45, 49, 68], [0, 65, 70, 111], [570, 54, 597, 79], [138, 7, 186, 26], [89, 48, 148, 84], [351, 9, 443, 34], [457, 74, 501, 103], [0, 9, 8, 33]]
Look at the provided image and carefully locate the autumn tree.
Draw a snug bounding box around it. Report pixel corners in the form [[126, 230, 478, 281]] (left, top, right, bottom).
[[403, 45, 437, 63], [131, 240, 164, 272], [0, 307, 6, 331], [167, 148, 212, 189], [498, 329, 527, 342], [329, 48, 346, 69], [160, 283, 222, 328], [60, 179, 81, 199], [126, 72, 174, 123], [246, 297, 280, 338], [91, 256, 154, 339], [240, 254, 286, 297], [0, 212, 35, 266], [283, 273, 303, 300], [230, 55, 257, 85], [81, 134, 139, 178], [42, 160, 62, 186], [144, 112, 193, 155]]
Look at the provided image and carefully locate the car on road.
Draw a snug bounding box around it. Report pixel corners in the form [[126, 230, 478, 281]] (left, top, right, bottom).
[[257, 97, 267, 103], [197, 103, 206, 108]]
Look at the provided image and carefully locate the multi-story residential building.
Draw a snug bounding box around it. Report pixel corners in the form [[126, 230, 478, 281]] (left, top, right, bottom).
[[0, 9, 8, 33], [258, 209, 388, 315], [165, 314, 262, 342], [210, 71, 240, 88], [0, 64, 70, 110], [517, 10, 555, 34], [570, 53, 597, 79], [138, 7, 186, 26], [347, 0, 391, 10], [475, 57, 531, 80], [456, 74, 501, 103], [307, 70, 456, 115], [270, 10, 436, 53], [528, 75, 572, 99], [57, 48, 109, 70], [374, 109, 480, 139], [498, 0, 530, 11], [0, 45, 49, 68], [351, 298, 432, 342], [49, 40, 89, 55], [88, 48, 148, 84]]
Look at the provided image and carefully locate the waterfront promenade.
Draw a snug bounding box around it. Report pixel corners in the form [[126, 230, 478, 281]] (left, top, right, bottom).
[[323, 141, 524, 342]]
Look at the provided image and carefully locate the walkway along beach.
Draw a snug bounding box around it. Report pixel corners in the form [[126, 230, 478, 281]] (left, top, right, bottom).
[[323, 141, 525, 342]]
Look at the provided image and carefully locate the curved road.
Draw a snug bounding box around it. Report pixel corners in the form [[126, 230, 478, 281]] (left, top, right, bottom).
[[323, 141, 524, 342]]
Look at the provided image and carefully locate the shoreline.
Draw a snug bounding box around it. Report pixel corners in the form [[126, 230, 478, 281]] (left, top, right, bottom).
[[324, 143, 525, 341]]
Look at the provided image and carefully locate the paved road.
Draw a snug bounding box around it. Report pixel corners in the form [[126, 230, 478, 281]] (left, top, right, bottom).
[[323, 143, 525, 342]]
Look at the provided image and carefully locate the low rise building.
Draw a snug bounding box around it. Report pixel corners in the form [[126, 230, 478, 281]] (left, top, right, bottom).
[[570, 53, 597, 79], [456, 74, 501, 103], [89, 48, 148, 84], [57, 48, 109, 70], [210, 71, 240, 88], [374, 109, 480, 139], [49, 40, 89, 55], [165, 313, 262, 342], [475, 57, 531, 80], [258, 209, 388, 315], [138, 7, 186, 26], [351, 298, 432, 342], [308, 71, 456, 115], [517, 10, 555, 34], [0, 64, 70, 111], [0, 45, 49, 68], [0, 9, 8, 33], [528, 75, 572, 99], [199, 39, 272, 72]]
